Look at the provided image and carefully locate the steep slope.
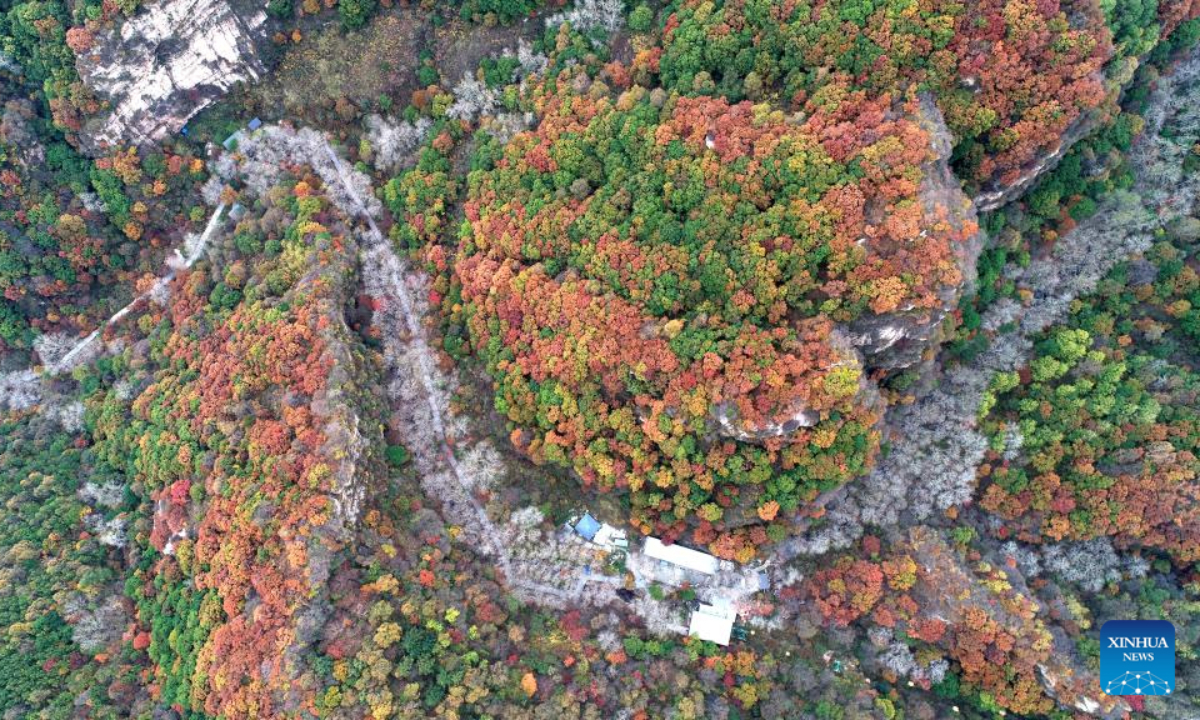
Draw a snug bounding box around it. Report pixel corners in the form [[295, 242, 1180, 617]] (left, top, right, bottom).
[[791, 44, 1200, 556], [443, 73, 978, 560], [75, 0, 270, 152], [87, 165, 385, 716]]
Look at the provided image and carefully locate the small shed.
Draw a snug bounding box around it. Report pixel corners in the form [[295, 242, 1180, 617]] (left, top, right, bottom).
[[573, 513, 602, 542], [248, 117, 263, 131]]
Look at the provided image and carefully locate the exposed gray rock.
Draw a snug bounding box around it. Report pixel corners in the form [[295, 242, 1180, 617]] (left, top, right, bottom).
[[712, 330, 879, 444], [973, 111, 1100, 213], [974, 57, 1139, 213], [76, 0, 269, 152], [1039, 664, 1127, 720], [713, 400, 819, 442], [784, 47, 1200, 560], [845, 94, 982, 371], [844, 311, 947, 372]]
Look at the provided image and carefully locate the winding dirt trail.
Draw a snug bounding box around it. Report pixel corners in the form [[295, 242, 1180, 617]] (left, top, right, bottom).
[[312, 133, 782, 613], [0, 201, 228, 414], [319, 138, 572, 595], [47, 203, 228, 375]]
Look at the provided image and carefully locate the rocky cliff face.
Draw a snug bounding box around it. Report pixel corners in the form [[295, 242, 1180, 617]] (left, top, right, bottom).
[[711, 328, 883, 444], [973, 57, 1139, 213], [845, 95, 982, 371], [76, 0, 268, 152], [972, 111, 1101, 213]]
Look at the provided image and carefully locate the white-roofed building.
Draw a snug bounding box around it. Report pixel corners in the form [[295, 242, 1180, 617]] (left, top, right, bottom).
[[643, 537, 720, 575], [688, 599, 736, 645], [567, 512, 628, 552], [592, 523, 628, 551]]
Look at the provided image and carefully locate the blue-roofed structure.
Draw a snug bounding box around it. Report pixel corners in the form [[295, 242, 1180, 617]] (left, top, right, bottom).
[[566, 510, 627, 550], [248, 117, 263, 130], [574, 513, 601, 541]]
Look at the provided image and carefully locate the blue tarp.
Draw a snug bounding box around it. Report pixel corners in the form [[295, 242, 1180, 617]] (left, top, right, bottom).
[[574, 513, 601, 541], [248, 117, 263, 130]]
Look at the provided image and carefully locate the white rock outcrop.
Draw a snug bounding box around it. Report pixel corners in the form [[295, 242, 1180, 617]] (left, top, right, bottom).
[[77, 0, 268, 151]]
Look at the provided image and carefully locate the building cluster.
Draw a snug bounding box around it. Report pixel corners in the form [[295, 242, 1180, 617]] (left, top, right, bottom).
[[569, 513, 767, 646]]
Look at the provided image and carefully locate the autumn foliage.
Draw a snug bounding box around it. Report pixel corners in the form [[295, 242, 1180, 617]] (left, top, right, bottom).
[[654, 0, 1114, 188], [90, 180, 364, 717], [450, 77, 978, 558], [979, 242, 1200, 566]]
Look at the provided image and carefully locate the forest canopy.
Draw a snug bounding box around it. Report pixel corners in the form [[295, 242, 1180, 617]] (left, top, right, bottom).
[[448, 78, 977, 558], [1, 0, 1199, 718]]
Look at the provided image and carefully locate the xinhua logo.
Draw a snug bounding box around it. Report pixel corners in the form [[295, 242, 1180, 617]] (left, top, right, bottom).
[[1100, 620, 1175, 696]]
